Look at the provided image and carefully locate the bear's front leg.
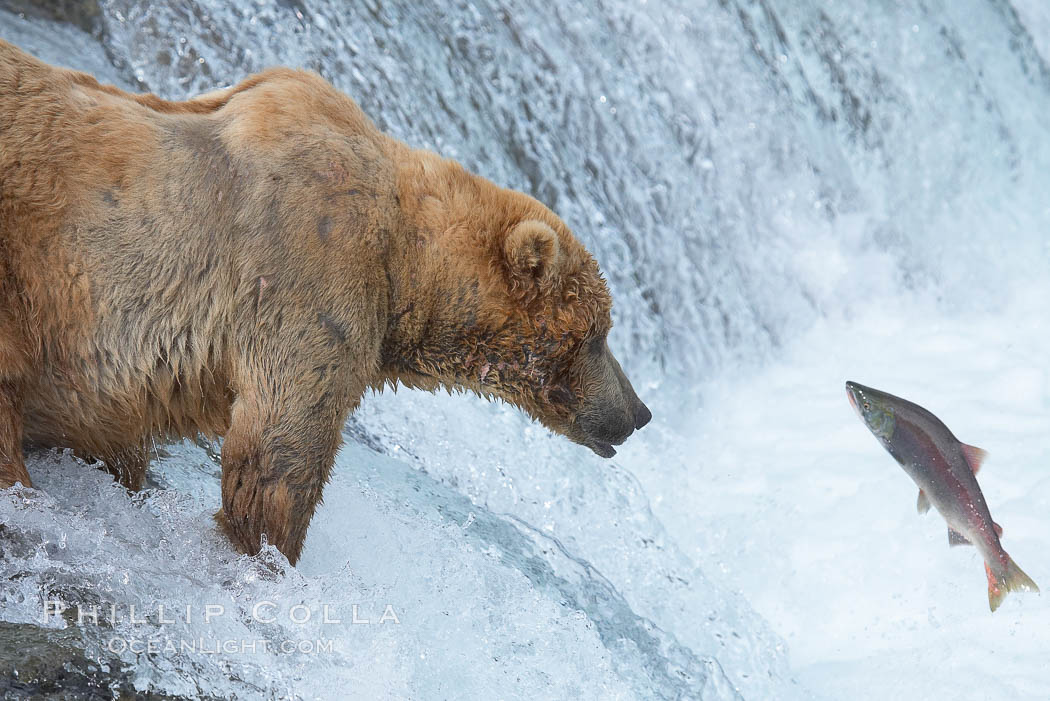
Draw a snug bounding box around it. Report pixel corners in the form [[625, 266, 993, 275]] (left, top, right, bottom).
[[218, 376, 350, 565], [0, 383, 32, 489], [97, 446, 149, 492]]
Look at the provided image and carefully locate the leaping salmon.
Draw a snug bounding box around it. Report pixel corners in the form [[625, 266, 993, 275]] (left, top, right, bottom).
[[846, 381, 1038, 612]]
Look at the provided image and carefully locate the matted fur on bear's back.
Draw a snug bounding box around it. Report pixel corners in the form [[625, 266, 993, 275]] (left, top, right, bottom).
[[0, 39, 399, 485]]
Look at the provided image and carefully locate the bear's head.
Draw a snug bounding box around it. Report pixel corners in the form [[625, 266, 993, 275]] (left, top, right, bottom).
[[383, 155, 651, 457]]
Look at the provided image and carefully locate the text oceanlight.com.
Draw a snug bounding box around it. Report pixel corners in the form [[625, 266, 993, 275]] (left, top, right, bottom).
[[107, 637, 337, 655]]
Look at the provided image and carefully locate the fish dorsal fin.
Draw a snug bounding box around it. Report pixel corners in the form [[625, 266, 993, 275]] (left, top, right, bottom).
[[948, 528, 972, 547], [993, 522, 1003, 538], [961, 443, 988, 474], [917, 490, 931, 515]]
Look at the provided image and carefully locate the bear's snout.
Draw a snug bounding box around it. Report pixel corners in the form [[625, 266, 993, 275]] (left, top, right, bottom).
[[580, 406, 635, 445], [572, 345, 651, 458], [575, 403, 638, 459]]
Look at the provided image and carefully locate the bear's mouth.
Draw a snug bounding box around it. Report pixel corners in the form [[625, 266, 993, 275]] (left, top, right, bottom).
[[563, 416, 633, 459], [588, 440, 616, 458], [571, 419, 628, 459]]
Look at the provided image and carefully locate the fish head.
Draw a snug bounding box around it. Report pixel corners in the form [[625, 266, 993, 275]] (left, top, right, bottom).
[[845, 381, 897, 441]]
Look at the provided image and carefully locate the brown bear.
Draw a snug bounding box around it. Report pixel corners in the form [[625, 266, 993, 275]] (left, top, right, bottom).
[[0, 39, 651, 564]]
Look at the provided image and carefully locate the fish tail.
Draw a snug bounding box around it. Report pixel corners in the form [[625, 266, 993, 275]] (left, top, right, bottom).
[[986, 556, 1040, 612]]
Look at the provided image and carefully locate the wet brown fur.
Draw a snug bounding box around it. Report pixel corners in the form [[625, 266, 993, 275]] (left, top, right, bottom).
[[0, 40, 639, 564]]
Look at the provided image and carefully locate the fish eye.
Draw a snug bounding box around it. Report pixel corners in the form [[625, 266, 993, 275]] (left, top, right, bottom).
[[862, 402, 870, 410]]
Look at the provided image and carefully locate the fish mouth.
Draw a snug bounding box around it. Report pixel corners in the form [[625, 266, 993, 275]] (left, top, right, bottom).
[[845, 381, 861, 415]]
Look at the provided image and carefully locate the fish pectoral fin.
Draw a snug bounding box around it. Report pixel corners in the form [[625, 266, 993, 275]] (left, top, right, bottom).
[[961, 443, 988, 474], [948, 527, 972, 547], [917, 490, 931, 515]]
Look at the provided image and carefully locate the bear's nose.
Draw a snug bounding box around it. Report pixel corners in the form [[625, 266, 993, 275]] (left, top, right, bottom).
[[633, 402, 652, 430]]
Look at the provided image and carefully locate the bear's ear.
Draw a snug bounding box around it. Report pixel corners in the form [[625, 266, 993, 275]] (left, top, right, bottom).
[[503, 220, 560, 288]]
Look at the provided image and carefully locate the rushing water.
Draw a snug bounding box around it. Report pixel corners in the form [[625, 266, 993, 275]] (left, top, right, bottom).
[[2, 1, 1049, 699]]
